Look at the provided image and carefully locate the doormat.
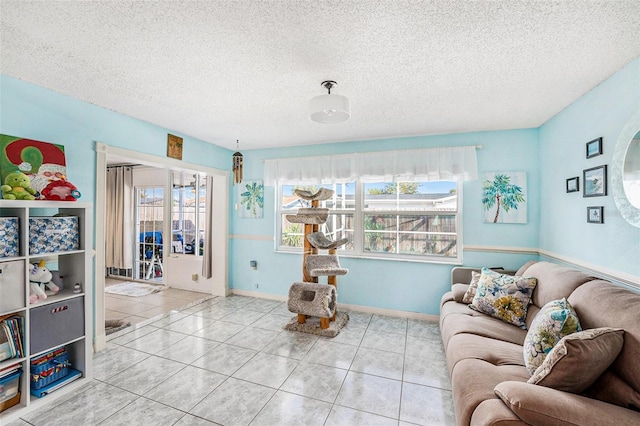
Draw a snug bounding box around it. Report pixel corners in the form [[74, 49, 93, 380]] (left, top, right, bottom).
[[284, 311, 349, 337], [105, 282, 163, 297]]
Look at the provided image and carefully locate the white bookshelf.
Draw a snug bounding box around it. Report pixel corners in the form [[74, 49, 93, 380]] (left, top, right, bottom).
[[0, 200, 92, 423]]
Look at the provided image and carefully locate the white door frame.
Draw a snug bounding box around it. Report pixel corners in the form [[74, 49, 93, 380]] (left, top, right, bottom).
[[94, 142, 229, 352]]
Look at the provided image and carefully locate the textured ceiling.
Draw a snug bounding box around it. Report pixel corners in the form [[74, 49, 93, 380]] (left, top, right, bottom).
[[1, 1, 639, 151]]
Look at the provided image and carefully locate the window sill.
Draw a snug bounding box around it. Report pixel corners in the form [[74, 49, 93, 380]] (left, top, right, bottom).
[[274, 248, 461, 265]]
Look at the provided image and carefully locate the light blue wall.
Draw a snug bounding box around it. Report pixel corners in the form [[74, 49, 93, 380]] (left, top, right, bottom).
[[3, 55, 638, 316], [538, 58, 640, 278], [231, 129, 540, 314], [0, 75, 232, 204]]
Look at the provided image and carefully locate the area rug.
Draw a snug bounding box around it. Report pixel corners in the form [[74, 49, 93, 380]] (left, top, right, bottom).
[[105, 282, 163, 297], [105, 319, 132, 335], [284, 311, 349, 337]]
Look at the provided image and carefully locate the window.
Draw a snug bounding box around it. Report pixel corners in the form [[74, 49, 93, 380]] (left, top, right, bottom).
[[134, 186, 164, 280], [276, 180, 461, 262], [171, 172, 206, 256]]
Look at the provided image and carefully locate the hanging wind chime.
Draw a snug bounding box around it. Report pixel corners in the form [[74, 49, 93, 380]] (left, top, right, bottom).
[[232, 139, 243, 185]]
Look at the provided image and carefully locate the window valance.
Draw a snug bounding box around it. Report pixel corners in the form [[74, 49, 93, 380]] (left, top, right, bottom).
[[263, 145, 478, 185]]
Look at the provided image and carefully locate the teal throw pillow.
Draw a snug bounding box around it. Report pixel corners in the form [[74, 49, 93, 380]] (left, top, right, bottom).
[[523, 298, 582, 375]]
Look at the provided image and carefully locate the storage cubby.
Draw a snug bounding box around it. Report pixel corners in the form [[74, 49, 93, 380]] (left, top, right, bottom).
[[0, 200, 92, 423]]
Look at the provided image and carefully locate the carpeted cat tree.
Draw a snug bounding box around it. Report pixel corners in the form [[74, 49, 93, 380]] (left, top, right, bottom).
[[285, 188, 349, 336]]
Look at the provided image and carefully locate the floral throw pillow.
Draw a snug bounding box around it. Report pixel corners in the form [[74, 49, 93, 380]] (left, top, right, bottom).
[[523, 298, 582, 374], [462, 271, 482, 304], [470, 267, 537, 329]]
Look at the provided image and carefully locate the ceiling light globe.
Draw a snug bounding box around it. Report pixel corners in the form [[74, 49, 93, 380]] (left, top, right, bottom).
[[309, 94, 350, 123]]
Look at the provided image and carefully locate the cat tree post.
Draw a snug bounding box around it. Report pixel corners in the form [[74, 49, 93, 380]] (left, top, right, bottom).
[[286, 188, 348, 330]]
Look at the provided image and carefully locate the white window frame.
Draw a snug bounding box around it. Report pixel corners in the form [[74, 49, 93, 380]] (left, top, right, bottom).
[[171, 172, 206, 257], [275, 179, 463, 264]]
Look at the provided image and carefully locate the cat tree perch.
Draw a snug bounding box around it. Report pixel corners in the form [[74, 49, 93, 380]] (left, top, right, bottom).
[[286, 188, 349, 330]]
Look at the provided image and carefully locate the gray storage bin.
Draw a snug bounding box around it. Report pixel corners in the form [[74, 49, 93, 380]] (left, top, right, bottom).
[[29, 297, 84, 354], [0, 260, 25, 313]]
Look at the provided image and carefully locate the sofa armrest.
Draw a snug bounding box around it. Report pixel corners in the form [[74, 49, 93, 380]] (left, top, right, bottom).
[[451, 283, 470, 303], [494, 381, 640, 426]]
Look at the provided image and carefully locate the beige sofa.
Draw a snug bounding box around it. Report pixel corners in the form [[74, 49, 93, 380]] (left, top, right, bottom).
[[440, 260, 640, 425]]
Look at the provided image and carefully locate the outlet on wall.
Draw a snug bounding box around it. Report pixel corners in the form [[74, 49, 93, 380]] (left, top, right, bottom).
[[192, 274, 198, 281]]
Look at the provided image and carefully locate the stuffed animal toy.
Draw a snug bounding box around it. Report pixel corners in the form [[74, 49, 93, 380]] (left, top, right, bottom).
[[1, 171, 37, 200], [29, 260, 60, 304], [39, 178, 81, 201]]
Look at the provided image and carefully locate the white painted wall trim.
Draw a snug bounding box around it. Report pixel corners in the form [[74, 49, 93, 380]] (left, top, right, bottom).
[[463, 245, 538, 255], [94, 142, 107, 352], [464, 244, 639, 288], [538, 249, 640, 289], [230, 234, 274, 241], [231, 289, 439, 322], [94, 141, 230, 352]]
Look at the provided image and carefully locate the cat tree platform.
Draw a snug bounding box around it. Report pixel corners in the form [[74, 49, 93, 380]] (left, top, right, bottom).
[[305, 255, 349, 277]]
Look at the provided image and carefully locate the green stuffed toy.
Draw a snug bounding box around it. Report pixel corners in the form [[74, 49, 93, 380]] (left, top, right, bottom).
[[1, 171, 37, 200]]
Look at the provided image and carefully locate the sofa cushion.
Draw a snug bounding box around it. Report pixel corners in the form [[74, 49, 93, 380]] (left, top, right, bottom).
[[585, 370, 640, 411], [523, 261, 594, 310], [470, 268, 537, 329], [494, 381, 640, 426], [523, 298, 581, 374], [451, 359, 530, 426], [528, 327, 624, 393], [569, 280, 640, 409], [451, 283, 470, 303], [446, 333, 525, 375], [469, 398, 528, 426], [462, 271, 481, 304], [470, 399, 527, 426], [441, 308, 528, 348]]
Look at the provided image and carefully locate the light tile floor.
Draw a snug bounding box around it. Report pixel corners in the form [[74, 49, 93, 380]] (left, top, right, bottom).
[[9, 295, 455, 426], [105, 278, 209, 326]]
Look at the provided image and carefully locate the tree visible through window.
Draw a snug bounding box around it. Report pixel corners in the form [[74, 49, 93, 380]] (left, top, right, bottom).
[[277, 180, 461, 262]]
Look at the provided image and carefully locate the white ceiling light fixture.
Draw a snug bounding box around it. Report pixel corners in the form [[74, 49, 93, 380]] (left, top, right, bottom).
[[309, 80, 350, 124]]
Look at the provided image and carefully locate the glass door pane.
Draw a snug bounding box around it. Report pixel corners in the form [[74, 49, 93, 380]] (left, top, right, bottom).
[[134, 186, 164, 283]]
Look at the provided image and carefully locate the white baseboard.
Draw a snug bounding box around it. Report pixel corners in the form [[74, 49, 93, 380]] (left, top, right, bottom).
[[94, 333, 106, 352]]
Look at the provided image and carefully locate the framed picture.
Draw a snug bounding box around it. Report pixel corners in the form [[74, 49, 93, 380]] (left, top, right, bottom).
[[482, 171, 527, 223], [587, 206, 604, 224], [566, 176, 579, 193], [583, 165, 607, 197], [167, 134, 183, 160], [586, 137, 603, 159], [238, 180, 264, 218]]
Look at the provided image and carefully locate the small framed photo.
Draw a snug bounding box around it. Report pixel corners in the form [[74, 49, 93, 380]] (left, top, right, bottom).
[[583, 165, 607, 197], [566, 176, 579, 193], [587, 206, 604, 224], [586, 137, 603, 159], [167, 134, 183, 160]]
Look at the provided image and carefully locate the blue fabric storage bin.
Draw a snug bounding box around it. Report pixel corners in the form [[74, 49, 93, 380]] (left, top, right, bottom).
[[0, 217, 19, 258], [29, 216, 79, 255]]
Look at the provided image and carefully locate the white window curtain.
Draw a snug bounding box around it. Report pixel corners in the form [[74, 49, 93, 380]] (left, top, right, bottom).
[[105, 166, 133, 270], [201, 175, 214, 279], [264, 145, 477, 185]]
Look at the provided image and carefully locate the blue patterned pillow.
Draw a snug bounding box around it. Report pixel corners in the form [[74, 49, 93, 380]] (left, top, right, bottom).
[[523, 298, 582, 375], [470, 268, 537, 329]]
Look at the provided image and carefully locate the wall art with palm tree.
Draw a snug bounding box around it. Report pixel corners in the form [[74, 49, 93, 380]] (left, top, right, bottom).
[[482, 172, 527, 223], [238, 180, 264, 218]]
